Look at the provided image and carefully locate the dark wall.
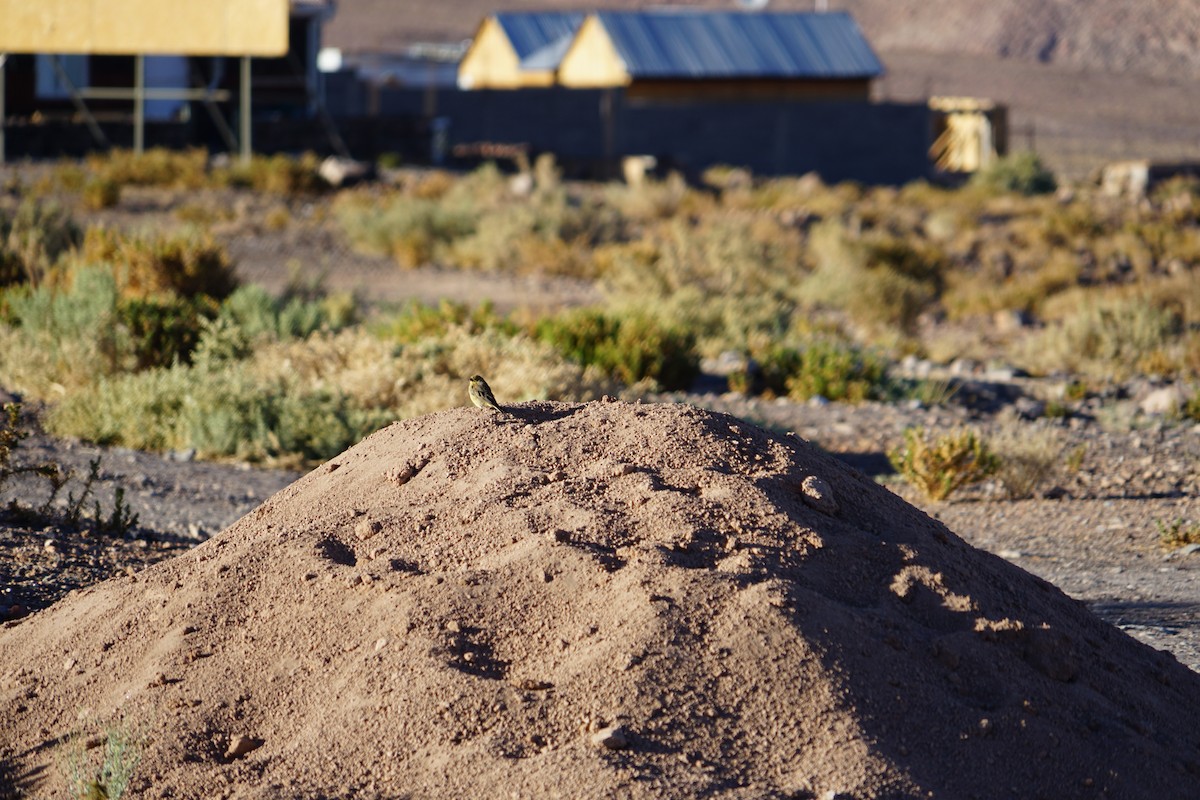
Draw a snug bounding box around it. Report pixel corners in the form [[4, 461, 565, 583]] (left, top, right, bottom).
[[372, 87, 931, 184]]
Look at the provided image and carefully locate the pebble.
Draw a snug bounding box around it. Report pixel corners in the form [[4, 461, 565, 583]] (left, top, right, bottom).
[[800, 476, 838, 515], [355, 519, 383, 541], [590, 725, 629, 750], [224, 734, 262, 759]]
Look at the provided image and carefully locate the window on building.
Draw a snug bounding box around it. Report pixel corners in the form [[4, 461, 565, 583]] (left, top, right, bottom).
[[35, 54, 89, 98]]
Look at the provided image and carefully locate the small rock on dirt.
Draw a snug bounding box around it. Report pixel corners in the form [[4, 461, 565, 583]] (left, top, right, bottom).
[[591, 725, 629, 750], [800, 476, 838, 514], [224, 734, 263, 759]]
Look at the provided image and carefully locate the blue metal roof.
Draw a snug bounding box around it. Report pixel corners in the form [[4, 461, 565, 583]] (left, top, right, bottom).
[[593, 10, 883, 79], [493, 11, 585, 66]]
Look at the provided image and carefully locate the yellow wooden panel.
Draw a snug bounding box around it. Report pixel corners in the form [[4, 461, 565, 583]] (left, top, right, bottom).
[[458, 17, 521, 89], [0, 0, 289, 56], [557, 15, 628, 88]]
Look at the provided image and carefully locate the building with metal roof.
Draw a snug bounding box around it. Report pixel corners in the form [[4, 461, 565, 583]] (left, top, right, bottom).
[[557, 10, 882, 101], [458, 12, 584, 89]]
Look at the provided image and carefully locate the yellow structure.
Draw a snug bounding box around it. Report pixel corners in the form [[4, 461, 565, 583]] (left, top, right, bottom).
[[459, 18, 552, 89], [556, 16, 628, 89], [0, 0, 289, 56], [929, 96, 1008, 173]]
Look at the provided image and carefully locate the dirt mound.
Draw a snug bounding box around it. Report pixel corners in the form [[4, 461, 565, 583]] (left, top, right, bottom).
[[3, 400, 1200, 798]]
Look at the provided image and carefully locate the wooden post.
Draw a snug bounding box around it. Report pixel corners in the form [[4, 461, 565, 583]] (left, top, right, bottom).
[[0, 54, 6, 165], [239, 55, 251, 163], [133, 54, 145, 153]]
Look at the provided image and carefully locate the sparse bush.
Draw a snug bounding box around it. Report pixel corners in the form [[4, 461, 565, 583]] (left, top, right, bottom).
[[336, 193, 474, 268], [889, 426, 1000, 502], [600, 216, 804, 355], [1022, 297, 1181, 378], [534, 308, 699, 390], [0, 199, 82, 287], [971, 152, 1056, 196], [801, 220, 945, 334], [87, 147, 210, 189], [81, 176, 121, 210], [750, 339, 887, 403], [1156, 518, 1200, 550], [116, 295, 214, 369], [219, 152, 327, 195], [62, 720, 143, 800], [990, 418, 1066, 499], [217, 284, 353, 342], [374, 299, 511, 343], [70, 226, 237, 300]]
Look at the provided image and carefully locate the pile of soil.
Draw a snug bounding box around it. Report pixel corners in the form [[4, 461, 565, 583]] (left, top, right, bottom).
[[3, 400, 1200, 798]]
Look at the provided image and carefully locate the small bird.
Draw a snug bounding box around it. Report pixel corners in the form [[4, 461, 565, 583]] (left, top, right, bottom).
[[468, 375, 505, 413]]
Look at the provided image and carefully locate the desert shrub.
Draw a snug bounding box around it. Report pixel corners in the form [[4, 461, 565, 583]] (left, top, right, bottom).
[[217, 284, 352, 342], [87, 147, 210, 189], [600, 215, 804, 355], [0, 199, 82, 287], [971, 152, 1057, 196], [69, 226, 237, 300], [534, 308, 699, 390], [46, 358, 385, 464], [336, 193, 474, 268], [0, 266, 223, 394], [1021, 296, 1181, 378], [81, 176, 121, 210], [116, 295, 214, 370], [218, 152, 327, 195], [47, 323, 609, 464], [770, 339, 888, 402], [801, 220, 945, 334], [1156, 518, 1200, 550], [62, 721, 143, 800], [603, 172, 701, 221], [0, 267, 125, 394], [374, 299, 512, 343], [990, 418, 1066, 499], [889, 426, 999, 502]]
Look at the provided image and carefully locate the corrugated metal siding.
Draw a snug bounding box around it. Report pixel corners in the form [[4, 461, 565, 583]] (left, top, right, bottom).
[[594, 10, 883, 79], [494, 12, 584, 62]]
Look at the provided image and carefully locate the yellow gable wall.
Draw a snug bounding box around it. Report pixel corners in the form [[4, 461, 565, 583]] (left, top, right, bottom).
[[458, 16, 559, 88], [557, 15, 630, 88], [458, 17, 521, 89]]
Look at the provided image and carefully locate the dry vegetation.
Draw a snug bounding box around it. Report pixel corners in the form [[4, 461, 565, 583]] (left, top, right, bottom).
[[1, 148, 1198, 494]]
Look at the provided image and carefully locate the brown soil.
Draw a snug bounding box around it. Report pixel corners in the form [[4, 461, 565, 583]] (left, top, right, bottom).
[[4, 400, 1200, 799]]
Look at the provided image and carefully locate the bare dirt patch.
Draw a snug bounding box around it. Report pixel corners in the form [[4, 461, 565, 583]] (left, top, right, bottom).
[[3, 401, 1200, 798]]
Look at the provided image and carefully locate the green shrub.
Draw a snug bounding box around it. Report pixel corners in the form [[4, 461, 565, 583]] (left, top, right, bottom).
[[990, 420, 1066, 499], [970, 152, 1056, 196], [218, 152, 327, 195], [336, 193, 475, 268], [1022, 297, 1181, 378], [87, 147, 210, 189], [889, 426, 999, 502], [749, 339, 887, 403], [801, 221, 946, 335], [116, 295, 214, 369], [81, 177, 121, 210], [47, 359, 388, 465], [374, 299, 511, 343], [534, 308, 699, 390], [71, 226, 237, 300], [217, 284, 352, 342], [0, 199, 82, 287]]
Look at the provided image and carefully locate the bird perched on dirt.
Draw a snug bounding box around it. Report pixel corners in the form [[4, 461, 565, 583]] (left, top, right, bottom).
[[468, 375, 505, 413]]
